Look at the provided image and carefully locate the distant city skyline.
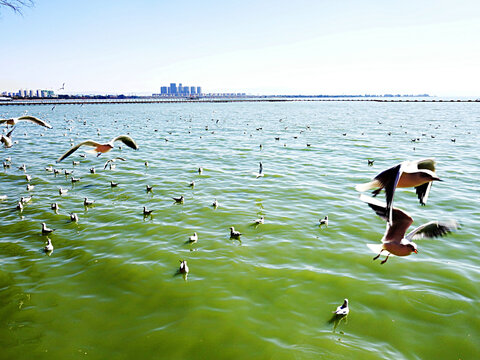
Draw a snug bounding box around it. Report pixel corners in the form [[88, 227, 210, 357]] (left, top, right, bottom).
[[1, 1, 480, 96]]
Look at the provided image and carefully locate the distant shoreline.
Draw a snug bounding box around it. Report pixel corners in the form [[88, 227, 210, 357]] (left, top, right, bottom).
[[1, 98, 479, 106]]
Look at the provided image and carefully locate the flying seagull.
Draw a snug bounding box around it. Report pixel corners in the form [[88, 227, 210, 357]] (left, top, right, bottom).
[[56, 135, 138, 163], [0, 115, 52, 129], [356, 159, 441, 224], [360, 194, 458, 264], [0, 126, 15, 148]]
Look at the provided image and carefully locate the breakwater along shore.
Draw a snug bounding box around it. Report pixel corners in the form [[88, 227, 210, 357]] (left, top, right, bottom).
[[1, 98, 479, 106]]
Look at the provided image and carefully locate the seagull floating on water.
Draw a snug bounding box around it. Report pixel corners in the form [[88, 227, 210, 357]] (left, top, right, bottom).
[[356, 158, 441, 225], [44, 238, 54, 252], [70, 213, 79, 222], [319, 215, 328, 227], [188, 232, 198, 243], [360, 194, 458, 264], [253, 216, 264, 225], [179, 260, 189, 274], [59, 188, 68, 195], [57, 135, 138, 162], [143, 207, 154, 216], [212, 198, 219, 208], [172, 195, 184, 204], [333, 299, 349, 316], [104, 157, 126, 170], [255, 162, 264, 178], [230, 227, 242, 239], [42, 222, 55, 235], [84, 197, 94, 206]]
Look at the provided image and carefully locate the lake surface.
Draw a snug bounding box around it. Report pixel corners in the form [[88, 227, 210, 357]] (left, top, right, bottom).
[[1, 100, 479, 359]]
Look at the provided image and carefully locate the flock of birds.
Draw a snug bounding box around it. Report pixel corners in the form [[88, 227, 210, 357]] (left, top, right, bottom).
[[1, 111, 460, 330]]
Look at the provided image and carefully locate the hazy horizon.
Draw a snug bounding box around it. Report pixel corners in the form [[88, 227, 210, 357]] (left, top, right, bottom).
[[1, 0, 480, 96]]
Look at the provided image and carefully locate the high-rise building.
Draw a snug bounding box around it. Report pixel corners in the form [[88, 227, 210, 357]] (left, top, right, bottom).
[[160, 86, 168, 95], [178, 83, 183, 95], [197, 87, 202, 95], [190, 86, 196, 95], [170, 83, 177, 95]]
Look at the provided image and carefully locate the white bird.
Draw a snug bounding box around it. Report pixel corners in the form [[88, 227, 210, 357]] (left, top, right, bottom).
[[20, 196, 32, 203], [110, 181, 119, 187], [319, 215, 328, 227], [51, 203, 59, 212], [103, 157, 126, 170], [16, 201, 23, 211], [44, 238, 54, 252], [45, 165, 53, 172], [0, 195, 7, 200], [59, 188, 68, 195], [70, 213, 79, 222], [57, 135, 138, 162], [42, 222, 55, 235], [356, 159, 441, 225], [0, 115, 52, 128], [360, 194, 459, 264], [179, 260, 189, 274], [146, 185, 153, 192], [212, 198, 219, 208], [84, 197, 94, 206], [333, 299, 349, 316], [198, 167, 203, 175], [188, 232, 198, 243], [25, 174, 32, 182], [189, 180, 195, 188], [0, 126, 15, 148], [90, 167, 96, 174], [26, 184, 34, 191], [253, 216, 264, 225], [71, 177, 80, 183], [230, 226, 242, 239]]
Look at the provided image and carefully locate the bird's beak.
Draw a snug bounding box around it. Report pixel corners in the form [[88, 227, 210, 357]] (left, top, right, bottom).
[[433, 177, 443, 181], [414, 249, 418, 254]]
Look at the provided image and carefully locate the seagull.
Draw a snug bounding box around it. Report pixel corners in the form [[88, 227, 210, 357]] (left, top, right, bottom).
[[146, 185, 153, 193], [333, 299, 349, 316], [367, 159, 374, 166], [143, 207, 154, 216], [256, 162, 264, 178], [70, 213, 79, 222], [45, 165, 53, 172], [84, 197, 94, 206], [16, 201, 23, 211], [172, 195, 184, 204], [230, 226, 242, 239], [103, 157, 126, 170], [198, 167, 203, 175], [319, 215, 328, 227], [20, 196, 32, 203], [110, 181, 119, 187], [44, 238, 54, 252], [189, 180, 195, 188], [59, 188, 68, 195], [212, 198, 219, 208], [26, 184, 34, 191], [90, 167, 96, 174], [360, 194, 459, 264], [253, 216, 264, 225], [42, 222, 55, 235], [179, 260, 189, 275], [51, 203, 59, 212], [71, 177, 80, 183], [355, 159, 441, 225], [188, 232, 198, 243], [0, 115, 52, 129], [0, 126, 15, 148], [18, 164, 26, 172], [56, 135, 138, 162]]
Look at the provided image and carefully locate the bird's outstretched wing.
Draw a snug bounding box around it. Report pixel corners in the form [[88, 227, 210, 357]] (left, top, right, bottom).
[[415, 182, 432, 206], [57, 140, 101, 163], [373, 163, 403, 225], [416, 158, 436, 172], [112, 135, 138, 150], [359, 194, 413, 244], [406, 220, 458, 241], [17, 115, 53, 129]]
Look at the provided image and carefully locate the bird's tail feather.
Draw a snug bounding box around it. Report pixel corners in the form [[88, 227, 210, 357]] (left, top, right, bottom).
[[355, 180, 381, 192]]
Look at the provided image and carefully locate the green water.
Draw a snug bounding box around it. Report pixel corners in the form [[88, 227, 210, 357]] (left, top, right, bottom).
[[1, 101, 479, 359]]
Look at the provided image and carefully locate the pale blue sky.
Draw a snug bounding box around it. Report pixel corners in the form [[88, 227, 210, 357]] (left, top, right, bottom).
[[1, 0, 479, 95]]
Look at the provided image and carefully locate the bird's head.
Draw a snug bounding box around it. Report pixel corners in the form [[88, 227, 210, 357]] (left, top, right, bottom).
[[409, 243, 418, 254]]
